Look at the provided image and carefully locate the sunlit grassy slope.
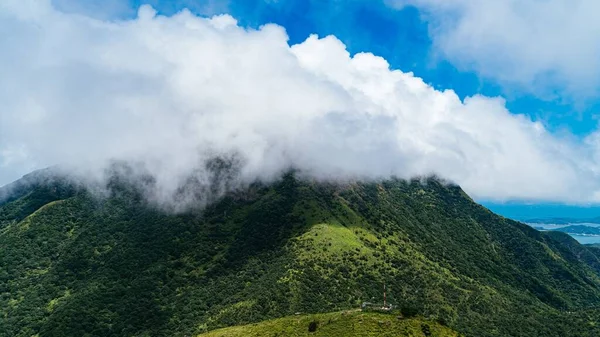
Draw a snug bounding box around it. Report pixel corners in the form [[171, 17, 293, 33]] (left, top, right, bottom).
[[199, 310, 459, 337]]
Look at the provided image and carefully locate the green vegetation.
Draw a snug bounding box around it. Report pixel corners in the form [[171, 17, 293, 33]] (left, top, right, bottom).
[[198, 310, 459, 337], [1, 170, 600, 336]]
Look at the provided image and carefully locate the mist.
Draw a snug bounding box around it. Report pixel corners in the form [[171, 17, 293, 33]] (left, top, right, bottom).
[[2, 0, 600, 206]]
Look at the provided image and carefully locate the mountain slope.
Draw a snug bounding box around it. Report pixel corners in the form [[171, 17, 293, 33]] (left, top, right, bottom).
[[198, 310, 459, 337], [1, 171, 600, 336]]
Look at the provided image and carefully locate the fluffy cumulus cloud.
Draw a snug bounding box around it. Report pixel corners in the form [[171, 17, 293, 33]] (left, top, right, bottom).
[[391, 0, 600, 98], [1, 0, 600, 204]]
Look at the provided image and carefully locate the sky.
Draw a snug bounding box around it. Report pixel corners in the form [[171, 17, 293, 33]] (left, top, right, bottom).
[[3, 0, 600, 218]]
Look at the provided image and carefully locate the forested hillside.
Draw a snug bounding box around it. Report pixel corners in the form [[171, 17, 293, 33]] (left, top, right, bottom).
[[1, 169, 600, 336]]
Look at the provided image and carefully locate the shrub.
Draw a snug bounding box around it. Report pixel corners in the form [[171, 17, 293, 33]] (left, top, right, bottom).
[[308, 320, 318, 332]]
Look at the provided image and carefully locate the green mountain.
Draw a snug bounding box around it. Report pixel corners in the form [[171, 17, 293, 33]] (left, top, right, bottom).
[[2, 169, 600, 337]]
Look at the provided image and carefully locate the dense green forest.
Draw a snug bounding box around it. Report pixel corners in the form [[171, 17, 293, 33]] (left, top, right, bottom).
[[1, 169, 600, 336]]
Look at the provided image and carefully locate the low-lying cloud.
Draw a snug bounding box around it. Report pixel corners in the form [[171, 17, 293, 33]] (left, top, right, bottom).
[[1, 0, 600, 205]]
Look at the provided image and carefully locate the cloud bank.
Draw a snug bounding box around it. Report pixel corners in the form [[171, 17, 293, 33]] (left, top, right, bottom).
[[1, 0, 600, 204], [392, 0, 600, 98]]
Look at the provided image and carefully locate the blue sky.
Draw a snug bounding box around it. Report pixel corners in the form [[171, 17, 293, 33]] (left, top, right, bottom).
[[5, 0, 600, 220]]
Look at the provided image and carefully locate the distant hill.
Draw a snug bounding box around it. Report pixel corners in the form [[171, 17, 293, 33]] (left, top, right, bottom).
[[2, 169, 600, 336], [551, 225, 600, 236], [526, 217, 600, 225], [198, 310, 459, 337]]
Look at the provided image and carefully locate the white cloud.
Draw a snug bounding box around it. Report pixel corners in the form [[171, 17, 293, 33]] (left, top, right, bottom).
[[391, 0, 600, 98], [1, 0, 599, 204]]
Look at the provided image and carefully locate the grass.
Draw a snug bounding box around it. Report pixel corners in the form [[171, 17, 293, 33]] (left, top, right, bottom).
[[198, 310, 460, 337], [16, 199, 65, 232], [297, 223, 367, 256]]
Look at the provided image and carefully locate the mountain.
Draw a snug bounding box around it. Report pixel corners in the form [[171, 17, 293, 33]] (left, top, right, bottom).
[[2, 170, 600, 337]]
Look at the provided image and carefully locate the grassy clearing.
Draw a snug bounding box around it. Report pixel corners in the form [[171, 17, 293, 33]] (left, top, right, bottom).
[[198, 310, 460, 337]]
